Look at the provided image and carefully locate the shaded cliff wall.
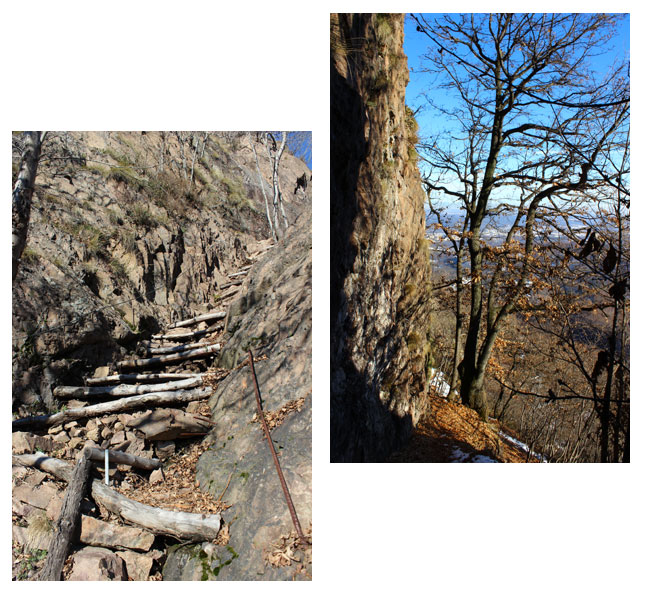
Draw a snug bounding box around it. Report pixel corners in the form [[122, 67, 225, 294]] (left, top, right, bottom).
[[330, 14, 434, 461]]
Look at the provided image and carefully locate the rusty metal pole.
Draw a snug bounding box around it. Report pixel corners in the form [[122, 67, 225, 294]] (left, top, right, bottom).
[[247, 350, 307, 544]]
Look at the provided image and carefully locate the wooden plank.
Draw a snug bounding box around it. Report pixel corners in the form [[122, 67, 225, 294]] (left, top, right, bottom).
[[13, 453, 221, 541], [117, 344, 221, 370], [12, 387, 212, 430], [168, 311, 226, 330], [39, 449, 92, 580], [54, 376, 202, 399]]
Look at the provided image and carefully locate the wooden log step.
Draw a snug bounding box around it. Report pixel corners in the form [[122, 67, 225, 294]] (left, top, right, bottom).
[[168, 311, 226, 330], [227, 270, 249, 278], [12, 387, 213, 430], [219, 280, 243, 290], [54, 377, 202, 399], [86, 373, 204, 385], [148, 341, 212, 355], [13, 453, 221, 541], [127, 409, 212, 440], [151, 322, 223, 342], [117, 344, 221, 370], [85, 448, 161, 470]]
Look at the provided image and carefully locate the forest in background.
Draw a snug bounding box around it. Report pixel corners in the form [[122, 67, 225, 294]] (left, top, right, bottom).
[[408, 13, 629, 462]]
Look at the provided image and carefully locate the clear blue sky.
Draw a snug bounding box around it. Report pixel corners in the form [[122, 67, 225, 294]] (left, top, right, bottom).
[[403, 13, 630, 146]]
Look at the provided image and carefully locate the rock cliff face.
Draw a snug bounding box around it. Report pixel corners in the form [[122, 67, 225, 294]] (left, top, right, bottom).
[[330, 14, 434, 461], [175, 209, 312, 580], [12, 132, 310, 414], [12, 131, 312, 581]]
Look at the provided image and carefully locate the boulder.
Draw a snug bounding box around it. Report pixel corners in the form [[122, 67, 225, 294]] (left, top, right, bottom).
[[68, 546, 128, 581], [12, 431, 54, 455], [79, 515, 155, 551], [115, 550, 157, 581]]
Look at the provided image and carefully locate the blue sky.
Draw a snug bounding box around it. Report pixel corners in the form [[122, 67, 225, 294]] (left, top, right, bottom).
[[403, 13, 630, 147]]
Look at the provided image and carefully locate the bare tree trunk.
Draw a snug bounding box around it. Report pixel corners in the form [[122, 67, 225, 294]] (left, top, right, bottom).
[[12, 131, 45, 281], [86, 372, 204, 385], [53, 376, 202, 399], [39, 448, 92, 580], [250, 133, 276, 241]]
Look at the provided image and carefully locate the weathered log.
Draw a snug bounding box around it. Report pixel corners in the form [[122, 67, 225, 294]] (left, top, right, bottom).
[[13, 453, 222, 541], [54, 376, 202, 399], [127, 409, 213, 440], [227, 270, 249, 278], [12, 387, 212, 430], [39, 448, 92, 580], [148, 341, 212, 355], [85, 448, 161, 470], [168, 311, 226, 330], [219, 280, 243, 290], [117, 344, 221, 370], [86, 372, 204, 385], [151, 322, 223, 342]]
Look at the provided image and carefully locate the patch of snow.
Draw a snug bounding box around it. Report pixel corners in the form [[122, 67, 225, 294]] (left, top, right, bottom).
[[450, 447, 498, 463], [498, 431, 548, 462]]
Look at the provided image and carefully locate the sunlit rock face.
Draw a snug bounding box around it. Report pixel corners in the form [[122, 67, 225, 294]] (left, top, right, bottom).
[[331, 13, 434, 462]]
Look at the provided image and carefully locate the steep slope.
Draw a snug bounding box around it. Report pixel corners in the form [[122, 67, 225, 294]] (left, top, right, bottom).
[[12, 131, 312, 581], [12, 132, 311, 414], [330, 14, 434, 462]]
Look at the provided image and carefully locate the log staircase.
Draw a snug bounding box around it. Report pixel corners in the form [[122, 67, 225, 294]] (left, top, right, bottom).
[[11, 252, 270, 580]]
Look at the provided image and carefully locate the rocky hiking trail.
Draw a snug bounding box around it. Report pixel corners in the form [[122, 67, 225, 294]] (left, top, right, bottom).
[[12, 251, 310, 581]]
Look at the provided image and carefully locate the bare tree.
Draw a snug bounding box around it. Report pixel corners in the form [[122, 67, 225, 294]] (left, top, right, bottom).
[[249, 133, 276, 241], [12, 131, 46, 281], [413, 13, 629, 418]]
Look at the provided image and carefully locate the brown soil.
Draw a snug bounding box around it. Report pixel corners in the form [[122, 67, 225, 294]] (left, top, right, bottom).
[[388, 394, 540, 463]]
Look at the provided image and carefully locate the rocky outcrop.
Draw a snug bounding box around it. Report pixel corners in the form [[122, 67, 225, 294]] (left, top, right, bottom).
[[12, 132, 311, 415], [330, 14, 434, 461], [167, 209, 313, 581]]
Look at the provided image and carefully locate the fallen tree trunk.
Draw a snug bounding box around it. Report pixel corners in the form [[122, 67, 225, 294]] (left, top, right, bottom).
[[168, 311, 226, 330], [54, 376, 202, 399], [12, 387, 212, 431], [117, 344, 221, 370], [39, 449, 92, 580], [127, 409, 213, 440], [148, 341, 212, 355], [86, 372, 204, 385], [85, 448, 161, 470], [13, 453, 222, 541]]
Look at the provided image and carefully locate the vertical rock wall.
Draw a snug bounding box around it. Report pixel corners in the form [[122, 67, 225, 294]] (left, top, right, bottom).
[[330, 13, 433, 462]]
